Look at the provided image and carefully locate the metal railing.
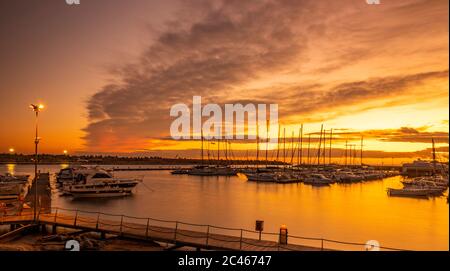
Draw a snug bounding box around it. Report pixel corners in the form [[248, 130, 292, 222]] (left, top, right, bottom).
[[1, 206, 407, 251]]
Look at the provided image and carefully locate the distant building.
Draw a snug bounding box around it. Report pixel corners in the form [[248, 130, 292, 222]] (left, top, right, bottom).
[[401, 159, 435, 177]]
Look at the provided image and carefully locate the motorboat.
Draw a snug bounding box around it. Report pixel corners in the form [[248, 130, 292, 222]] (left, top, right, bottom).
[[0, 182, 24, 200], [238, 167, 273, 174], [387, 175, 447, 198], [171, 169, 190, 175], [67, 182, 138, 198], [56, 166, 93, 184], [274, 173, 300, 183], [360, 171, 384, 181], [245, 173, 276, 182], [187, 165, 216, 176], [62, 168, 141, 198], [336, 171, 364, 183], [0, 173, 29, 184], [387, 187, 438, 197], [304, 174, 333, 186], [402, 178, 448, 190], [188, 165, 237, 176]]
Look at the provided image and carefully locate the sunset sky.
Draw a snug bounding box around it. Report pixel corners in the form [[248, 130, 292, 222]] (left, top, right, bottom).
[[0, 0, 448, 162]]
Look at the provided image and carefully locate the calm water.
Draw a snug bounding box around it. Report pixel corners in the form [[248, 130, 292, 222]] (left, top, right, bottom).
[[3, 164, 448, 251]]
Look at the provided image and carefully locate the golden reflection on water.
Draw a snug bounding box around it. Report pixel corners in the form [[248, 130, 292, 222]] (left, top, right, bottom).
[[1, 164, 448, 251], [6, 164, 15, 175]]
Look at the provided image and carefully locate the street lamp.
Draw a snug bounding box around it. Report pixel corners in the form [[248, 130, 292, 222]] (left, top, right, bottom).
[[30, 103, 44, 221]]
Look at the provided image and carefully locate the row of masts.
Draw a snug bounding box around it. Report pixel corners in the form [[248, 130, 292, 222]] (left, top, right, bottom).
[[200, 129, 236, 164], [197, 124, 365, 166]]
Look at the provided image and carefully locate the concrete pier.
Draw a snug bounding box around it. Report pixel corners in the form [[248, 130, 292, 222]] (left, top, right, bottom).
[[24, 172, 51, 213]]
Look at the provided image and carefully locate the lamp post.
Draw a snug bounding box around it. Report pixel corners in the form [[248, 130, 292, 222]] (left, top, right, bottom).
[[30, 103, 44, 221]]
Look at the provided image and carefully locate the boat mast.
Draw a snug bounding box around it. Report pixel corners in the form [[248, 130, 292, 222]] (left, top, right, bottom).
[[290, 131, 295, 165], [207, 141, 210, 163], [307, 134, 311, 165], [256, 122, 259, 168], [360, 136, 363, 167], [217, 127, 220, 165], [225, 139, 227, 162], [297, 126, 301, 166], [283, 128, 286, 165], [324, 129, 327, 165], [276, 125, 280, 162], [201, 128, 204, 165], [329, 128, 333, 165], [432, 137, 436, 173], [265, 120, 269, 167], [349, 145, 352, 165], [317, 124, 323, 166], [299, 124, 303, 165], [352, 145, 355, 165], [344, 140, 348, 166], [228, 141, 231, 162]]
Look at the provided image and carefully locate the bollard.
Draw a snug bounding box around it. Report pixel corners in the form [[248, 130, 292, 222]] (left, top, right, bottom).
[[41, 224, 47, 234], [255, 220, 264, 241], [279, 224, 288, 245]]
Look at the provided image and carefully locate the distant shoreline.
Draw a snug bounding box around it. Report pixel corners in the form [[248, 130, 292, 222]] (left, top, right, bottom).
[[0, 155, 286, 166]]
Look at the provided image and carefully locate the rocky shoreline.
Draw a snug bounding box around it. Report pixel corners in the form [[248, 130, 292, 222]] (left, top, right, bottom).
[[0, 227, 164, 251]]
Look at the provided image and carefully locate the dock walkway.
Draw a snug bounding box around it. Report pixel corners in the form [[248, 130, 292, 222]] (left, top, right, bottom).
[[0, 207, 406, 251]]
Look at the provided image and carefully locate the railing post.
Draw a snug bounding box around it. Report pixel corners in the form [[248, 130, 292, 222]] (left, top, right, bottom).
[[174, 221, 178, 242], [145, 218, 150, 238], [74, 210, 78, 226], [96, 213, 100, 230], [321, 239, 324, 251], [239, 229, 243, 250], [206, 225, 210, 247], [54, 208, 58, 223], [120, 215, 124, 234]]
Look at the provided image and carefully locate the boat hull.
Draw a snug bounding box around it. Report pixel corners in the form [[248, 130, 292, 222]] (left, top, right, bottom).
[[387, 188, 439, 197], [71, 191, 132, 199]]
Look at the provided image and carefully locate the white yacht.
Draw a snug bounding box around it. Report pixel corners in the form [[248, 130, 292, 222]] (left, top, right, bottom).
[[388, 175, 447, 198], [401, 178, 448, 190], [62, 168, 141, 198], [56, 166, 98, 184]]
